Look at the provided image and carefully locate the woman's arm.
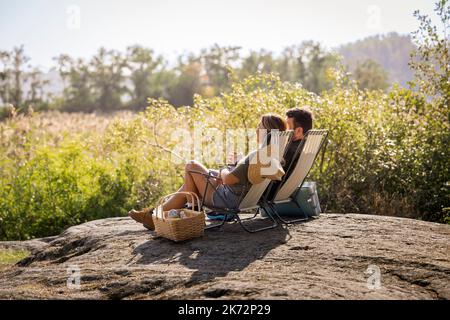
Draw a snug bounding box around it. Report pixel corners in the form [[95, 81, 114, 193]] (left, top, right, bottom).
[[219, 168, 239, 185]]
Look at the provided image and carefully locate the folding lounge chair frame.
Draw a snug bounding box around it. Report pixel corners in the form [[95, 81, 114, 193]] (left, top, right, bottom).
[[190, 130, 294, 233], [262, 129, 329, 225]]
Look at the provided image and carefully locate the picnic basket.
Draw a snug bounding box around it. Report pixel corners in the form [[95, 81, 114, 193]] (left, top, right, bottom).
[[153, 192, 205, 242]]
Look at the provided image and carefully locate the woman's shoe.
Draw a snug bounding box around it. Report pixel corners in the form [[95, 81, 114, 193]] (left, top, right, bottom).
[[128, 208, 155, 230]]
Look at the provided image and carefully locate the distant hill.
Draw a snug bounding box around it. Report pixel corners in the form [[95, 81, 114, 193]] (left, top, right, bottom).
[[338, 32, 415, 87]]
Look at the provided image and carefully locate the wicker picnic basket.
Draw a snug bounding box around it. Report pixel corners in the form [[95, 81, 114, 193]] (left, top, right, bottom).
[[153, 192, 205, 242]]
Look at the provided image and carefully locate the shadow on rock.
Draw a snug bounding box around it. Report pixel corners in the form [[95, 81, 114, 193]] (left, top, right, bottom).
[[133, 219, 291, 284]]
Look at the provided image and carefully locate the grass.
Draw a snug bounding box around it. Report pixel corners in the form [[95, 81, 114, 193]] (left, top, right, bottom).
[[0, 249, 29, 265]]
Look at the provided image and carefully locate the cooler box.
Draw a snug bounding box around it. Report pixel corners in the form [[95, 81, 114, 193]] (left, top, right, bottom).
[[263, 181, 322, 218]]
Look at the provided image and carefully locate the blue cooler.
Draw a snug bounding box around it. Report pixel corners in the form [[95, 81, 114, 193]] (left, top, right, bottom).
[[262, 181, 322, 218]]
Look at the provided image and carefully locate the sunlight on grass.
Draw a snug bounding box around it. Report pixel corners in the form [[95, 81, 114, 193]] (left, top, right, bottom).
[[0, 249, 29, 265]]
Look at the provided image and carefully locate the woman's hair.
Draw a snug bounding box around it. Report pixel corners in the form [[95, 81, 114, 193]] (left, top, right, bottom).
[[259, 114, 287, 132], [258, 114, 287, 145]]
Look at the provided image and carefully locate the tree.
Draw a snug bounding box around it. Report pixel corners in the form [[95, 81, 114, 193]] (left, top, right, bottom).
[[353, 59, 390, 91], [407, 0, 450, 222], [10, 46, 29, 108], [0, 46, 30, 109], [200, 45, 241, 95], [303, 41, 339, 93], [276, 42, 338, 93], [25, 68, 50, 109], [239, 49, 276, 79], [277, 45, 307, 84], [0, 50, 12, 105], [0, 46, 49, 112], [90, 48, 127, 111], [126, 45, 166, 110], [56, 56, 96, 113], [167, 58, 204, 107], [53, 54, 72, 92], [410, 0, 450, 107]]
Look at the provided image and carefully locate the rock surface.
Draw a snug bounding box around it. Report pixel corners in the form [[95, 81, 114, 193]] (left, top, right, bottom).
[[0, 214, 449, 300]]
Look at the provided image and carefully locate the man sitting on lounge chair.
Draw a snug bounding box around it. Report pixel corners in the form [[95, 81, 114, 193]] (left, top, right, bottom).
[[265, 107, 313, 200], [284, 107, 313, 176]]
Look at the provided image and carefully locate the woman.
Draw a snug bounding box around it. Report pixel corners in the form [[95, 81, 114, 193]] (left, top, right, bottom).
[[129, 114, 287, 230]]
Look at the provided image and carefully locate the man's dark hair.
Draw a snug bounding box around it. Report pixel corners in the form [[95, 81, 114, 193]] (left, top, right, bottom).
[[286, 107, 313, 134]]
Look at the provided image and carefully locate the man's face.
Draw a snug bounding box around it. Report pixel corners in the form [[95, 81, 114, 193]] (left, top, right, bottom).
[[286, 117, 303, 141], [286, 117, 295, 130]]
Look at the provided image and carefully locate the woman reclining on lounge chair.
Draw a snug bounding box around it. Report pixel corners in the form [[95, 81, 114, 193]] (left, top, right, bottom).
[[129, 114, 287, 230]]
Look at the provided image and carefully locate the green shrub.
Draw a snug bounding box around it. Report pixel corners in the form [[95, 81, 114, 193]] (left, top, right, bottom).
[[0, 72, 448, 240], [0, 114, 180, 240]]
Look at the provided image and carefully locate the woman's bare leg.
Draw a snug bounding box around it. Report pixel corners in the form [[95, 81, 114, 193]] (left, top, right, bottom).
[[162, 161, 218, 211], [129, 161, 218, 227], [161, 160, 201, 210], [186, 162, 218, 206], [160, 184, 187, 211]]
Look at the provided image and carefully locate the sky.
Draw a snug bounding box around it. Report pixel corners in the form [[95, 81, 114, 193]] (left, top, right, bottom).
[[0, 0, 437, 71]]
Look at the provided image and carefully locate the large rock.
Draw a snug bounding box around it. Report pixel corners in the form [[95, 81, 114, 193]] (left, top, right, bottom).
[[0, 214, 449, 300]]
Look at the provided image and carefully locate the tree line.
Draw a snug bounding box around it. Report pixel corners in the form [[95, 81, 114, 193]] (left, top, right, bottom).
[[0, 41, 391, 116]]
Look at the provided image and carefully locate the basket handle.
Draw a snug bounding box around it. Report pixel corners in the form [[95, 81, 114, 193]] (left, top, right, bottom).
[[155, 191, 202, 220]]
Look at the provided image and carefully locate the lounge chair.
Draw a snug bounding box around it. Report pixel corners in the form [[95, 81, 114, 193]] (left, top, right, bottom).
[[263, 129, 329, 224], [191, 130, 294, 233]]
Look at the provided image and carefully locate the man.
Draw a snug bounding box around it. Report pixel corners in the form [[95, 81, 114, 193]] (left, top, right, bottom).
[[265, 107, 313, 201], [284, 107, 314, 175]]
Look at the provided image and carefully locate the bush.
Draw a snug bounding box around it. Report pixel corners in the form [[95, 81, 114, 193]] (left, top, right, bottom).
[[0, 112, 180, 240], [143, 72, 449, 223], [0, 72, 448, 240]]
